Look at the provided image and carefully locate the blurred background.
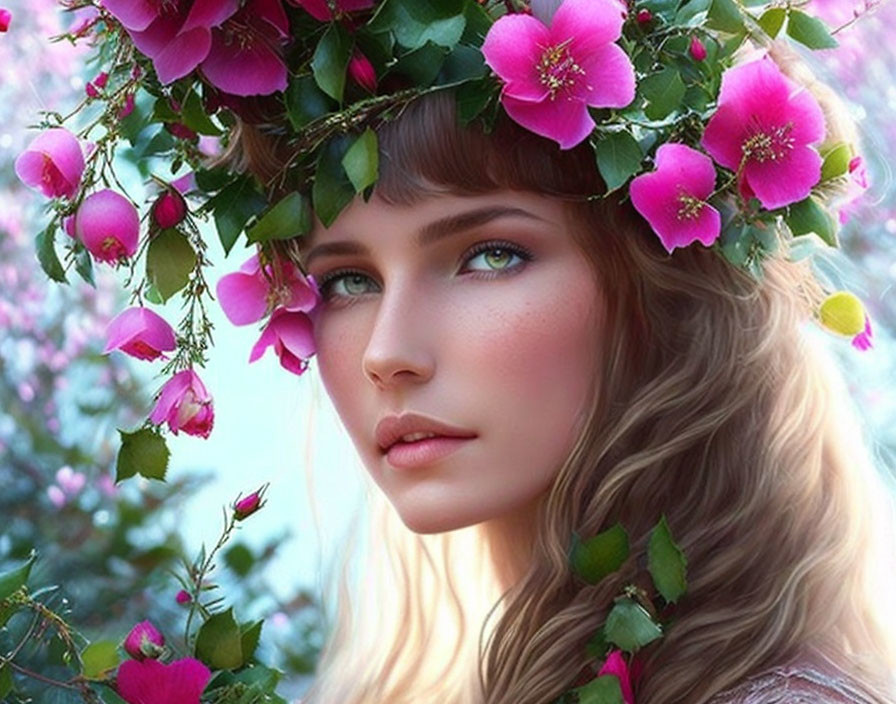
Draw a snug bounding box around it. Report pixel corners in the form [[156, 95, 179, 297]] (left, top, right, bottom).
[[0, 0, 894, 701]]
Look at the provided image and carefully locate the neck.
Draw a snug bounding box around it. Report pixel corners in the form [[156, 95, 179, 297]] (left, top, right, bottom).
[[481, 494, 542, 593]]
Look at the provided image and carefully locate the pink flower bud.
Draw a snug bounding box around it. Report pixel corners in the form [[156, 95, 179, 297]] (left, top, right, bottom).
[[151, 189, 187, 229], [123, 621, 165, 661], [165, 122, 197, 141], [74, 189, 140, 264], [233, 486, 267, 521], [118, 93, 135, 119], [175, 589, 192, 605], [86, 71, 108, 98], [149, 369, 214, 438], [63, 215, 77, 238], [0, 9, 12, 32], [14, 127, 85, 199], [348, 50, 377, 94], [104, 307, 177, 361], [636, 8, 652, 24], [689, 36, 707, 61]]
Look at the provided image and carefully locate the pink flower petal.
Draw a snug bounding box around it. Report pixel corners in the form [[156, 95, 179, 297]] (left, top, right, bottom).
[[104, 307, 177, 360], [101, 0, 159, 31], [15, 128, 85, 199], [181, 0, 240, 34], [249, 321, 279, 363], [216, 271, 270, 325], [500, 93, 595, 149], [597, 650, 635, 704], [273, 311, 316, 360], [573, 42, 636, 108], [482, 14, 552, 102], [151, 25, 213, 84], [201, 30, 288, 96], [742, 144, 822, 210], [75, 189, 140, 263], [117, 657, 211, 704], [149, 370, 193, 426], [550, 0, 625, 50]]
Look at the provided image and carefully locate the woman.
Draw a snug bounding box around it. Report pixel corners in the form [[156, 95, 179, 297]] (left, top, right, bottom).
[[226, 38, 896, 702]]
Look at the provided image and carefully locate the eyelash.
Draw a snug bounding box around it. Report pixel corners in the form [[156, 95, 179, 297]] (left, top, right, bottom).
[[315, 239, 534, 304]]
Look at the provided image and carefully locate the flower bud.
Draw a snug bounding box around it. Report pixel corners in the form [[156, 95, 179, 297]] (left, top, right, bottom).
[[14, 127, 85, 199], [819, 291, 866, 337], [104, 306, 177, 361], [348, 50, 377, 94], [74, 189, 140, 263], [233, 486, 267, 521], [0, 9, 11, 33], [175, 589, 192, 605], [636, 8, 652, 24], [123, 621, 165, 661], [151, 189, 187, 229], [149, 369, 214, 438], [118, 92, 135, 119], [689, 36, 707, 61]]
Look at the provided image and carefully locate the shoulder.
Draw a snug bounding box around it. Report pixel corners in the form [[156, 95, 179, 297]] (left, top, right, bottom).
[[706, 661, 879, 704]]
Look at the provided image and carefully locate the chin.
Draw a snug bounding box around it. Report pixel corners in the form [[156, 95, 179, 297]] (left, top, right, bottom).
[[394, 503, 483, 535]]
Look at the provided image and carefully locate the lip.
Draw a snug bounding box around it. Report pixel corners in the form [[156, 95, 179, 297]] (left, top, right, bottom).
[[375, 412, 477, 455]]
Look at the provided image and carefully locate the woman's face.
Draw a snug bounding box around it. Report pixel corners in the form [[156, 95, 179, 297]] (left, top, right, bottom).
[[305, 190, 603, 534]]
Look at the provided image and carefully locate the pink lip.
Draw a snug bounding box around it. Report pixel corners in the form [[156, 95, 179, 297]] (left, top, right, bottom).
[[384, 436, 474, 469]]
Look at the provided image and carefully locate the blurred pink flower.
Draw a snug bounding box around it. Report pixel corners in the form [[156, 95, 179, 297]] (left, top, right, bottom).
[[14, 127, 85, 199], [151, 189, 187, 229], [597, 649, 635, 704], [56, 465, 86, 495], [116, 657, 211, 704], [75, 189, 140, 263], [47, 485, 66, 508], [838, 155, 870, 225], [149, 369, 214, 438], [689, 35, 706, 61], [85, 70, 108, 98], [217, 253, 320, 326], [629, 143, 721, 253], [104, 307, 177, 361], [288, 0, 375, 21], [348, 50, 377, 93], [233, 486, 266, 520], [175, 589, 192, 605], [249, 308, 316, 375], [482, 0, 635, 149], [701, 56, 826, 210], [852, 313, 874, 351], [0, 8, 11, 32], [199, 0, 290, 96], [124, 620, 165, 661]]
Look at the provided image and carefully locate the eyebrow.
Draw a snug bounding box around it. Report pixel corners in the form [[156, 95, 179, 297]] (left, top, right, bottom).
[[304, 206, 546, 267]]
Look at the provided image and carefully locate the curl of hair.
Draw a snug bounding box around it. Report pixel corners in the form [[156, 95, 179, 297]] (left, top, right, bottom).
[[228, 39, 896, 704]]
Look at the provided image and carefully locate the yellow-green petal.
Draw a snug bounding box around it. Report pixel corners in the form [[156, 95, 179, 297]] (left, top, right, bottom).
[[819, 291, 865, 336]]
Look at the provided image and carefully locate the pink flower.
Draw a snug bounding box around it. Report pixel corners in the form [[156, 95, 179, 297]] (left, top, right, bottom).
[[199, 0, 290, 96], [233, 486, 267, 520], [14, 128, 85, 199], [116, 657, 211, 704], [636, 8, 652, 24], [288, 0, 375, 21], [851, 313, 873, 351], [56, 466, 86, 496], [700, 56, 826, 210], [102, 0, 240, 85], [0, 9, 11, 32], [149, 369, 215, 438], [249, 308, 316, 375], [175, 589, 192, 605], [838, 155, 869, 225], [123, 621, 165, 661], [689, 36, 707, 61], [104, 307, 177, 361], [119, 92, 136, 118], [629, 143, 721, 253], [151, 189, 187, 229], [86, 71, 109, 98], [217, 253, 320, 326], [74, 189, 140, 263], [482, 0, 636, 149], [597, 649, 635, 704], [348, 50, 378, 93]]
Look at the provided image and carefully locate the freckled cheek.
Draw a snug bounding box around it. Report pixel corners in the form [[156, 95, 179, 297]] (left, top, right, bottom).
[[312, 316, 373, 416]]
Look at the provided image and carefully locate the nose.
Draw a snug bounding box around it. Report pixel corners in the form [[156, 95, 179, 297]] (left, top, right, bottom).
[[361, 283, 436, 389]]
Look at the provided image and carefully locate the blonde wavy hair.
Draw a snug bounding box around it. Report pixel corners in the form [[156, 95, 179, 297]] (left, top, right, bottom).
[[228, 40, 896, 704]]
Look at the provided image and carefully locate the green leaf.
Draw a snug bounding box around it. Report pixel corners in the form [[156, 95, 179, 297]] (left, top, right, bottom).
[[388, 41, 447, 86], [195, 608, 244, 670], [234, 663, 281, 690], [0, 663, 12, 700], [369, 0, 467, 50], [820, 142, 852, 182], [247, 192, 312, 243], [568, 523, 630, 585], [224, 543, 255, 577], [81, 641, 120, 680], [437, 43, 489, 86], [594, 132, 643, 194], [194, 166, 232, 193], [116, 428, 170, 483], [36, 226, 67, 283], [604, 597, 663, 653], [100, 688, 129, 704], [575, 674, 625, 704], [312, 23, 353, 103], [675, 0, 713, 25], [313, 136, 356, 227], [456, 76, 498, 125], [146, 229, 196, 302], [647, 515, 688, 604], [757, 7, 787, 38], [707, 0, 745, 33], [206, 175, 268, 256], [786, 10, 838, 49], [75, 247, 95, 287], [585, 626, 609, 659], [286, 74, 336, 131], [640, 67, 686, 121], [0, 551, 36, 601], [341, 128, 379, 193], [181, 89, 222, 136], [240, 620, 263, 662], [785, 196, 837, 246]]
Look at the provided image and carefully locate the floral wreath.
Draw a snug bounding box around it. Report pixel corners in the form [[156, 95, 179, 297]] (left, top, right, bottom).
[[10, 0, 879, 700]]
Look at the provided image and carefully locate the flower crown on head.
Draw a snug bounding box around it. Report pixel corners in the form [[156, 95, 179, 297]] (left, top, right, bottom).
[[16, 0, 874, 480]]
